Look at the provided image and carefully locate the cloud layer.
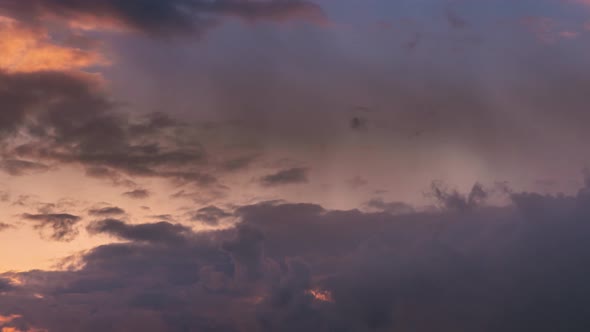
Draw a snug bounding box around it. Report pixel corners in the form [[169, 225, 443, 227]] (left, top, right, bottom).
[[0, 0, 325, 36], [3, 183, 590, 331]]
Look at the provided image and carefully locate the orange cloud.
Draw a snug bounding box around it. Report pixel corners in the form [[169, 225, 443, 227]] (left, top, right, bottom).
[[306, 288, 334, 303], [1, 328, 47, 332], [0, 17, 108, 73], [0, 314, 47, 332], [0, 315, 21, 325]]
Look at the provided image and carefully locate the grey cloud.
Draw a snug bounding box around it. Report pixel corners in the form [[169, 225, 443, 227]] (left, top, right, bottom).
[[192, 205, 232, 226], [22, 213, 82, 242], [3, 182, 590, 331], [0, 71, 219, 188], [222, 225, 266, 280], [350, 117, 368, 131], [87, 219, 192, 245], [84, 166, 137, 188], [221, 154, 259, 172], [260, 167, 309, 187], [429, 181, 488, 211], [0, 159, 49, 176], [0, 0, 325, 36], [148, 214, 175, 221], [122, 189, 150, 199], [88, 206, 126, 217], [0, 278, 15, 292], [364, 198, 415, 214]]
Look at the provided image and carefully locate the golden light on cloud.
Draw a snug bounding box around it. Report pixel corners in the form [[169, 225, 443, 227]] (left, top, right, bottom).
[[1, 327, 47, 332], [0, 17, 108, 73], [0, 315, 21, 325], [0, 314, 47, 332], [5, 275, 22, 286], [306, 288, 334, 303]]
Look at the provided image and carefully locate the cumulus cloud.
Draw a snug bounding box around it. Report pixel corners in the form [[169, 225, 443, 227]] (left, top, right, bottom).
[[1, 181, 590, 331]]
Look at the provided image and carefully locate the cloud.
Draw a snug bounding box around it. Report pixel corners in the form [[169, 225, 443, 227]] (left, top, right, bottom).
[[0, 278, 16, 292], [0, 70, 224, 188], [87, 207, 126, 217], [21, 213, 81, 242], [0, 18, 107, 73], [4, 159, 590, 332], [122, 189, 150, 199], [147, 214, 174, 221], [260, 167, 309, 186], [0, 223, 13, 232], [0, 159, 49, 176], [191, 205, 232, 226], [428, 181, 488, 211], [364, 198, 414, 214], [350, 117, 368, 131], [0, 0, 325, 37], [3, 181, 590, 330], [87, 219, 192, 245]]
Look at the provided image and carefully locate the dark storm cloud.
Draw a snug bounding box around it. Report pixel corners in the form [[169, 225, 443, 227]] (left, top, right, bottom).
[[0, 0, 325, 36], [22, 213, 82, 242], [191, 205, 232, 226], [87, 219, 192, 245], [222, 225, 266, 280], [4, 182, 590, 330], [88, 206, 126, 217], [260, 167, 309, 186]]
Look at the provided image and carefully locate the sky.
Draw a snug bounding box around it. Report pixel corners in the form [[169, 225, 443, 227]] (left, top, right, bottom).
[[1, 0, 590, 331]]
